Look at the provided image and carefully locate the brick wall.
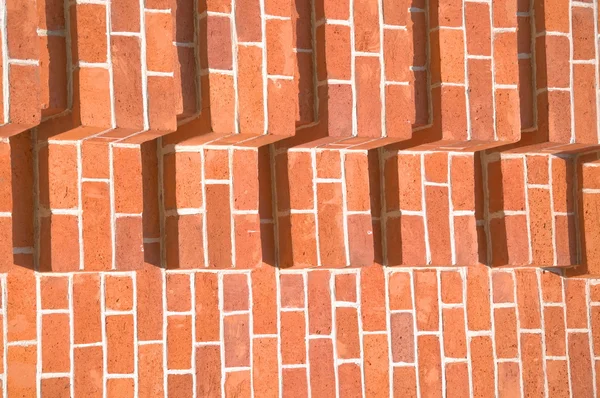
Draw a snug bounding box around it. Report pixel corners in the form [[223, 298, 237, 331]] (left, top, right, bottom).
[[1, 0, 600, 395]]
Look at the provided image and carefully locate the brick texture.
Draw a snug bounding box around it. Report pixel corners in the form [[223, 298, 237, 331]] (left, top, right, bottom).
[[2, 0, 600, 394]]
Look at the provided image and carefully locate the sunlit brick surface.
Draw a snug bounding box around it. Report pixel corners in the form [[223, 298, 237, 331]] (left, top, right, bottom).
[[2, 0, 600, 395], [0, 266, 594, 396]]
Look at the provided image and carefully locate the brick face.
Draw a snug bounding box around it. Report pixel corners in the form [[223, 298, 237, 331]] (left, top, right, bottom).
[[2, 0, 600, 395]]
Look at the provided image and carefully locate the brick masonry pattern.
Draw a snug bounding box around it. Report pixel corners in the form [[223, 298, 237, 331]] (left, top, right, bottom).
[[2, 0, 600, 396], [0, 265, 598, 397]]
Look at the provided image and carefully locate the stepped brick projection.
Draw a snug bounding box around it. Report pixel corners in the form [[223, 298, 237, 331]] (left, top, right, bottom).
[[0, 0, 600, 395]]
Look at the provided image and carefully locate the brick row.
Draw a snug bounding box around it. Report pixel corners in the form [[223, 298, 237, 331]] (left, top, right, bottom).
[[0, 266, 598, 396]]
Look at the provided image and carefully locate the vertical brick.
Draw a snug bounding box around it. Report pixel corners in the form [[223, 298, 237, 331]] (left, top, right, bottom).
[[388, 271, 413, 310], [308, 270, 332, 335], [74, 346, 103, 398], [568, 332, 594, 398], [223, 273, 249, 312], [82, 181, 112, 270], [166, 272, 191, 312], [565, 278, 587, 329], [137, 268, 164, 341], [253, 338, 278, 398], [335, 273, 357, 303], [281, 311, 306, 364], [7, 345, 36, 397], [167, 315, 193, 370], [417, 335, 442, 397], [493, 307, 518, 359], [251, 267, 277, 334], [391, 312, 415, 363], [515, 269, 541, 329], [361, 265, 386, 331], [309, 339, 336, 397], [224, 314, 250, 367], [497, 362, 521, 398], [470, 336, 494, 398], [206, 184, 232, 268], [317, 182, 345, 267], [41, 314, 70, 373], [196, 345, 222, 397], [106, 315, 134, 374], [339, 363, 364, 397], [364, 333, 390, 397], [282, 368, 308, 398], [443, 308, 466, 359], [225, 371, 251, 397], [425, 186, 451, 264], [107, 379, 135, 398], [73, 273, 102, 344], [544, 306, 566, 356], [356, 57, 382, 138], [335, 307, 360, 359], [6, 270, 36, 342], [413, 269, 439, 331], [466, 266, 490, 331], [445, 362, 470, 398], [237, 45, 265, 134], [139, 344, 164, 397], [196, 272, 220, 342], [40, 276, 69, 310], [521, 333, 544, 398], [168, 374, 193, 397], [546, 359, 570, 398]]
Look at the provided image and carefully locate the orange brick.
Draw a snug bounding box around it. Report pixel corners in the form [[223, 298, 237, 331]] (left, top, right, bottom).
[[223, 314, 250, 367], [252, 337, 278, 397], [417, 335, 441, 397], [74, 346, 103, 398], [167, 315, 193, 370], [237, 45, 265, 134], [196, 345, 222, 396], [8, 345, 36, 397], [391, 312, 415, 362], [364, 333, 390, 397], [40, 275, 69, 310], [335, 307, 360, 359], [107, 378, 134, 398], [82, 181, 112, 271], [73, 273, 102, 344], [195, 272, 220, 342], [166, 272, 192, 312], [41, 314, 70, 373], [360, 265, 386, 331], [356, 57, 382, 138], [308, 339, 336, 396], [281, 311, 306, 365]]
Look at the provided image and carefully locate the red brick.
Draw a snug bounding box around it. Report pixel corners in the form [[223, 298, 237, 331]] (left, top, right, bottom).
[[165, 273, 191, 312], [425, 186, 451, 265], [364, 333, 390, 397], [40, 276, 69, 310], [361, 265, 387, 331], [391, 312, 414, 363], [104, 275, 134, 312], [492, 271, 514, 303], [281, 311, 306, 364], [541, 270, 563, 303], [497, 362, 521, 398], [572, 7, 595, 60], [466, 266, 490, 331], [82, 181, 112, 271], [515, 269, 541, 329], [413, 269, 439, 331], [251, 267, 277, 335], [417, 335, 442, 397], [544, 306, 566, 356], [223, 314, 250, 368], [565, 278, 587, 329], [107, 379, 134, 398], [546, 360, 570, 398], [282, 368, 308, 398], [388, 271, 412, 310], [281, 274, 304, 309], [440, 270, 463, 304], [73, 273, 102, 344], [223, 273, 249, 312], [521, 333, 544, 397], [111, 36, 144, 129], [339, 363, 364, 397], [335, 273, 357, 302], [137, 268, 164, 341], [494, 307, 518, 359], [446, 362, 469, 398], [206, 184, 232, 268], [74, 346, 103, 398], [266, 19, 294, 76], [470, 336, 494, 397], [196, 345, 222, 397], [443, 308, 466, 359], [336, 307, 360, 359], [316, 24, 351, 81], [41, 378, 70, 398], [307, 270, 332, 335], [237, 45, 265, 134], [41, 314, 70, 373], [168, 374, 193, 397], [252, 338, 278, 398], [569, 332, 594, 398], [308, 339, 336, 397], [236, 0, 261, 42], [356, 57, 382, 138], [167, 315, 193, 370], [139, 344, 164, 397]]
